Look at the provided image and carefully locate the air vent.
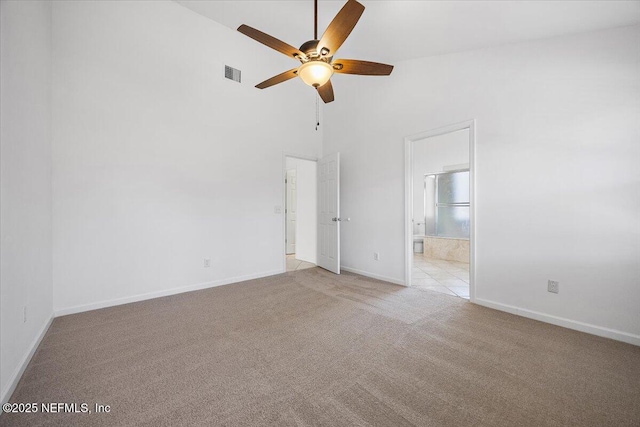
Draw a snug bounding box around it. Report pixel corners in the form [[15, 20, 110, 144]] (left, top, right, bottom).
[[225, 65, 241, 83]]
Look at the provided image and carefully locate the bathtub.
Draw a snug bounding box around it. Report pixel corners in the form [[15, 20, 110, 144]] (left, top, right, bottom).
[[421, 236, 469, 263]]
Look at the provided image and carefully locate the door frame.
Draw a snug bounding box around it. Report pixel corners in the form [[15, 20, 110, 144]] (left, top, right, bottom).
[[282, 152, 318, 274], [404, 120, 477, 302]]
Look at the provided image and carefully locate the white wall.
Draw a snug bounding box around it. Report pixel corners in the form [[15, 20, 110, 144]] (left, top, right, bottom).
[[0, 0, 54, 402], [324, 25, 640, 343], [286, 157, 317, 264], [413, 130, 469, 234], [51, 1, 322, 314]]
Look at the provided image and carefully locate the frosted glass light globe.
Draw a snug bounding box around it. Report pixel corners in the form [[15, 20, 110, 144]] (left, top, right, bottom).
[[297, 61, 333, 87]]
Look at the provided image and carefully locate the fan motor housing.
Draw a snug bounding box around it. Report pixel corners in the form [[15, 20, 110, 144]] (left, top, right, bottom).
[[299, 40, 319, 57], [300, 40, 331, 60], [299, 40, 333, 64]]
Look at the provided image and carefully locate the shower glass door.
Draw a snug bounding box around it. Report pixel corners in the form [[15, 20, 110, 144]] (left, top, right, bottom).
[[425, 170, 470, 239]]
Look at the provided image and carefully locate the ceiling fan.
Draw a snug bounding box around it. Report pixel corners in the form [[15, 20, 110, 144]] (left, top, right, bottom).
[[237, 0, 393, 103]]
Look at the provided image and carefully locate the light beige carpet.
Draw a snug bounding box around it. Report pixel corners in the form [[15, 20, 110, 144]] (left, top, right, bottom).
[[2, 268, 639, 426]]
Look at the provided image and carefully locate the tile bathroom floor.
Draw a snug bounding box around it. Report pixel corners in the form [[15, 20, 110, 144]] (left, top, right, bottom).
[[412, 253, 470, 299], [286, 254, 316, 272]]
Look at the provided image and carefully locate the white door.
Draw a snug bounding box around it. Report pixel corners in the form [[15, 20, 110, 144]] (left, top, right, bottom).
[[286, 169, 297, 254], [317, 152, 340, 274]]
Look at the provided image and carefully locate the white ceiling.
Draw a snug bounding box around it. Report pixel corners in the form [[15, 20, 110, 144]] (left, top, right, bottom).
[[175, 0, 640, 64]]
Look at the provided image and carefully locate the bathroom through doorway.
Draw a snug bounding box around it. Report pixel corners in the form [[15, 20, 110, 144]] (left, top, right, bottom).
[[405, 121, 475, 300]]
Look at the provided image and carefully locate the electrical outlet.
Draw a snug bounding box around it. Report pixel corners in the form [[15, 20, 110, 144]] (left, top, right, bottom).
[[23, 306, 27, 323], [548, 280, 559, 294], [373, 252, 379, 261], [204, 258, 211, 268]]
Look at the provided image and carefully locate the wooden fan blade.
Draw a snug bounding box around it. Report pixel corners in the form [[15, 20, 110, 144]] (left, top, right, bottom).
[[317, 80, 335, 103], [238, 24, 304, 60], [332, 59, 394, 75], [256, 68, 299, 89], [317, 0, 365, 58]]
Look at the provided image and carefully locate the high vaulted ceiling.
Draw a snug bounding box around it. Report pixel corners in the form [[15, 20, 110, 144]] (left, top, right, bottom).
[[175, 0, 640, 64]]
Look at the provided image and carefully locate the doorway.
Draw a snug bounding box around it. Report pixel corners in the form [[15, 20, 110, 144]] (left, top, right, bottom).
[[404, 121, 476, 301], [284, 156, 318, 272]]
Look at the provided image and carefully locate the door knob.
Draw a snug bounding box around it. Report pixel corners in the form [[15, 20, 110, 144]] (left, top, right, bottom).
[[332, 217, 351, 222]]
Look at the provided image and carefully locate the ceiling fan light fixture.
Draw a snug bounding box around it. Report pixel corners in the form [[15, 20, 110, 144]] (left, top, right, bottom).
[[237, 0, 392, 103], [297, 61, 333, 88]]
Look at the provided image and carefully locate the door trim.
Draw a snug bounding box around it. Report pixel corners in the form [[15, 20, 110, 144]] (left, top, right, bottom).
[[404, 120, 477, 302]]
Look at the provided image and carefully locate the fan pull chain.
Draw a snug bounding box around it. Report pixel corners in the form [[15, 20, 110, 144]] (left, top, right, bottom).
[[315, 92, 320, 131]]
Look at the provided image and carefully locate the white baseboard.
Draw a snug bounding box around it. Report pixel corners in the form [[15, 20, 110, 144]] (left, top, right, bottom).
[[475, 298, 640, 347], [54, 269, 283, 317], [340, 266, 406, 286], [1, 315, 54, 405]]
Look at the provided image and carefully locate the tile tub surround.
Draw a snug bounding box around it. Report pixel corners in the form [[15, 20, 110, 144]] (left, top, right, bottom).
[[423, 236, 469, 263]]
